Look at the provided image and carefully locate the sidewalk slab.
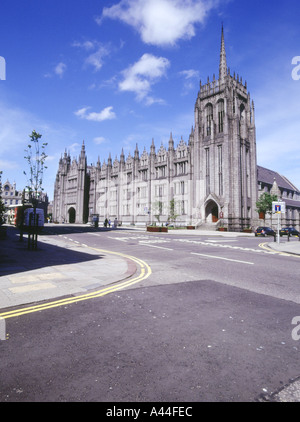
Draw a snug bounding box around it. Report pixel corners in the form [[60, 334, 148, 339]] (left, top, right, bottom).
[[0, 226, 136, 311]]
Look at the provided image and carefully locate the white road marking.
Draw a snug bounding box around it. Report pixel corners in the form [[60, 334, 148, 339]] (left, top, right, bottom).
[[141, 244, 174, 251], [107, 237, 128, 242], [191, 252, 254, 265], [206, 239, 237, 243]]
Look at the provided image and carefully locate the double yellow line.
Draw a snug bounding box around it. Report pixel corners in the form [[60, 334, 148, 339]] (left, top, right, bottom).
[[0, 248, 152, 320], [259, 242, 300, 258]]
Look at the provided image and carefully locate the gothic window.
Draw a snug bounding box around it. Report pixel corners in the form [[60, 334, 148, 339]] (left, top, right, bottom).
[[155, 184, 166, 197], [246, 148, 250, 197], [205, 148, 210, 195], [205, 104, 213, 136], [139, 169, 148, 181], [156, 166, 166, 178], [218, 145, 223, 196], [175, 161, 187, 176], [181, 200, 186, 215], [180, 181, 185, 195], [239, 104, 246, 136], [240, 103, 245, 120], [218, 100, 225, 133]]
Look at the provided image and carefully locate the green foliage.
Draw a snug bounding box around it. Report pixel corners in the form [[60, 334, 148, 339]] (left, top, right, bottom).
[[256, 192, 278, 215], [23, 130, 48, 199], [152, 200, 163, 223], [168, 198, 179, 223]]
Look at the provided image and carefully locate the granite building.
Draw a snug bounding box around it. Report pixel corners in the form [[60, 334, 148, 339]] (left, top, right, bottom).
[[53, 29, 300, 230]]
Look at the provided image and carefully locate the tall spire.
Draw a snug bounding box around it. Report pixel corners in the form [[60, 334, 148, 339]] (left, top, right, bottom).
[[219, 25, 227, 83]]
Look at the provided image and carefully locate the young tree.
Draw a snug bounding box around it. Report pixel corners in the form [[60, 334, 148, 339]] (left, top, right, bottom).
[[24, 130, 48, 202], [152, 200, 163, 224], [168, 198, 179, 225], [23, 130, 47, 249], [256, 192, 278, 223]]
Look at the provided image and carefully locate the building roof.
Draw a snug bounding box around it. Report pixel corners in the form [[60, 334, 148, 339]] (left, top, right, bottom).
[[257, 165, 299, 193]]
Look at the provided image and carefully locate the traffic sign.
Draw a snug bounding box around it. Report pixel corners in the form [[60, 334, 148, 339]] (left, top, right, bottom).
[[272, 201, 286, 214]]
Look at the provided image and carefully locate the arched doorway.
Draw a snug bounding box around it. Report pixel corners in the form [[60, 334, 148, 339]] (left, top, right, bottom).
[[205, 200, 219, 223], [68, 207, 76, 223]]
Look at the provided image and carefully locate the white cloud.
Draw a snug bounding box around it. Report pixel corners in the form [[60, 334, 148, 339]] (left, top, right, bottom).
[[119, 53, 170, 103], [93, 136, 107, 144], [54, 62, 67, 78], [44, 62, 67, 78], [180, 69, 200, 79], [74, 106, 116, 122], [85, 46, 109, 71], [101, 0, 216, 46], [73, 40, 109, 71], [72, 40, 95, 51], [179, 69, 200, 94]]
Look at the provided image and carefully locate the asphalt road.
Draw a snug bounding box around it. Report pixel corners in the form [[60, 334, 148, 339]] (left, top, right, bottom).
[[1, 227, 300, 403]]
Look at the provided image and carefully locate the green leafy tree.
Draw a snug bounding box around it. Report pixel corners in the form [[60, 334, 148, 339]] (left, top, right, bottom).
[[152, 200, 163, 224], [256, 192, 278, 223], [24, 130, 48, 202], [168, 198, 179, 225]]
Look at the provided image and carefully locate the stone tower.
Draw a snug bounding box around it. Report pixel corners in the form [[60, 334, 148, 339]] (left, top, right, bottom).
[[192, 26, 257, 230], [53, 141, 89, 223]]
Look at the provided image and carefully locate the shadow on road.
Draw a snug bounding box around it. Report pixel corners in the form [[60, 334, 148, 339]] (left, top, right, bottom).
[[0, 226, 103, 277]]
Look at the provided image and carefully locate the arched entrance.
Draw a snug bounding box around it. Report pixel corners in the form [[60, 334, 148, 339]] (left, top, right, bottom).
[[205, 200, 219, 223], [68, 207, 76, 223]]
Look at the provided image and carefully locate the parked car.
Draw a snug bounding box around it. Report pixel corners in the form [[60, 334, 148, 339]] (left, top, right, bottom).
[[255, 226, 275, 237], [280, 227, 300, 237]]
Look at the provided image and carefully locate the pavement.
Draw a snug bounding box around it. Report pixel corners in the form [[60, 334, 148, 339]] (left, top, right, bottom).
[[0, 223, 300, 401], [0, 224, 136, 311]]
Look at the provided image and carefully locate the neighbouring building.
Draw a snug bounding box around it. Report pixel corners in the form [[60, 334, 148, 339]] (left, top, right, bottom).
[[1, 180, 49, 224], [53, 28, 300, 231]]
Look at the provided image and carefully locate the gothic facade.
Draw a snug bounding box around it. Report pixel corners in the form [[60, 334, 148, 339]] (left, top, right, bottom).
[[53, 29, 300, 230]]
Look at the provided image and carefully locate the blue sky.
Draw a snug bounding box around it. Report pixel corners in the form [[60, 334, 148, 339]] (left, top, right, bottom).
[[0, 0, 300, 200]]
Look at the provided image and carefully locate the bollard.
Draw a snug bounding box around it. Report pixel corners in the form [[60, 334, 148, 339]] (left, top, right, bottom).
[[274, 233, 276, 242], [288, 233, 290, 242]]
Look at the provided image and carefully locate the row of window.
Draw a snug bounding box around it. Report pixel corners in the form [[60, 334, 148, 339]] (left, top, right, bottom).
[[99, 162, 189, 185], [103, 181, 189, 203], [259, 184, 299, 201], [99, 200, 189, 217], [4, 199, 20, 205], [3, 191, 19, 196]]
